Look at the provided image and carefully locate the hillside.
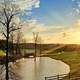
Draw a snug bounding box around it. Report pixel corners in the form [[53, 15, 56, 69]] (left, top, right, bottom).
[[20, 43, 80, 52], [0, 40, 80, 52]]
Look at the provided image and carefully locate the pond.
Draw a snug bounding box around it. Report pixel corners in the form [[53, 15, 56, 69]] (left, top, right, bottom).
[[17, 57, 70, 80]]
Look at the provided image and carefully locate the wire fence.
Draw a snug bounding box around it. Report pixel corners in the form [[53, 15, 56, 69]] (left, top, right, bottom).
[[45, 73, 80, 80]]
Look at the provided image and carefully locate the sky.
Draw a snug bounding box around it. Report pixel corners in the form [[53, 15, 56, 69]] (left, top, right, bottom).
[[31, 0, 74, 26], [1, 0, 80, 44], [22, 0, 74, 26], [22, 0, 80, 44]]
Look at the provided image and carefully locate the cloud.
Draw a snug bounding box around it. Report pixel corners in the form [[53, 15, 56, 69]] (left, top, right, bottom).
[[12, 0, 40, 10], [22, 20, 65, 34], [22, 19, 80, 44], [0, 0, 40, 13], [73, 19, 80, 28], [1, 17, 80, 44], [0, 18, 77, 44], [13, 0, 40, 10], [72, 0, 80, 15], [21, 20, 65, 43], [55, 19, 80, 44]]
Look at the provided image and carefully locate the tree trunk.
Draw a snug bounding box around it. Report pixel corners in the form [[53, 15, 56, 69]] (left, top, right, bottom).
[[5, 25, 9, 80]]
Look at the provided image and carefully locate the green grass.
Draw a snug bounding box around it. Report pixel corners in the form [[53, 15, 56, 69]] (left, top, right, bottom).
[[49, 51, 80, 78], [50, 51, 80, 60], [0, 50, 6, 56]]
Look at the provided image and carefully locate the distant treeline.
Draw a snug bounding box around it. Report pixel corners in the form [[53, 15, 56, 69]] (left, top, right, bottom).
[[0, 39, 80, 52]]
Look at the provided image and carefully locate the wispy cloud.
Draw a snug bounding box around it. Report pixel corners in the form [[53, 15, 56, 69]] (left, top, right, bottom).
[[13, 0, 40, 10], [21, 20, 66, 43], [0, 0, 40, 12], [55, 19, 80, 44], [21, 19, 80, 44], [72, 0, 80, 16], [22, 20, 65, 33]]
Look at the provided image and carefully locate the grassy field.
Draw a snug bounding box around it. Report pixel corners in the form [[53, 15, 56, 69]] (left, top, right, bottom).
[[49, 51, 80, 78]]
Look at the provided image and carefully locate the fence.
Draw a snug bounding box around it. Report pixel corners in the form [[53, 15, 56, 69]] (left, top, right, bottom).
[[45, 73, 80, 80]]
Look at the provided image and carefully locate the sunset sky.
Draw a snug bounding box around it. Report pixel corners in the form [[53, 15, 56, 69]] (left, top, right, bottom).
[[1, 0, 80, 44]]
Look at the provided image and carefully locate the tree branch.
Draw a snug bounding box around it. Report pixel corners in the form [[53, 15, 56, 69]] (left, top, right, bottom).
[[9, 28, 21, 33], [3, 8, 8, 21], [0, 20, 6, 26], [8, 12, 19, 25], [2, 32, 7, 38], [8, 14, 14, 24]]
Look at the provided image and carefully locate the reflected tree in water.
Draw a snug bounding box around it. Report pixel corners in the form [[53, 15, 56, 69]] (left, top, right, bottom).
[[0, 63, 22, 80]]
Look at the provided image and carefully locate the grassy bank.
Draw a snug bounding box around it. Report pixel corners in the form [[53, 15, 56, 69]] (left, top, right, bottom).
[[49, 51, 80, 78], [0, 50, 6, 56], [0, 50, 23, 64]]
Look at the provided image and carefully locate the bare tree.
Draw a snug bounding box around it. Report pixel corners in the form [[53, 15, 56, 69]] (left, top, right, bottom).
[[0, 0, 40, 79], [15, 30, 23, 56], [0, 1, 21, 80], [33, 32, 39, 61], [21, 38, 27, 57]]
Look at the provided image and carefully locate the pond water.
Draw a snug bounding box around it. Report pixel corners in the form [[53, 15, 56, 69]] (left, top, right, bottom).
[[17, 57, 70, 80]]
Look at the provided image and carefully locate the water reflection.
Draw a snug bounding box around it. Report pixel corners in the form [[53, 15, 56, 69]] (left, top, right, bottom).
[[17, 57, 70, 80]]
